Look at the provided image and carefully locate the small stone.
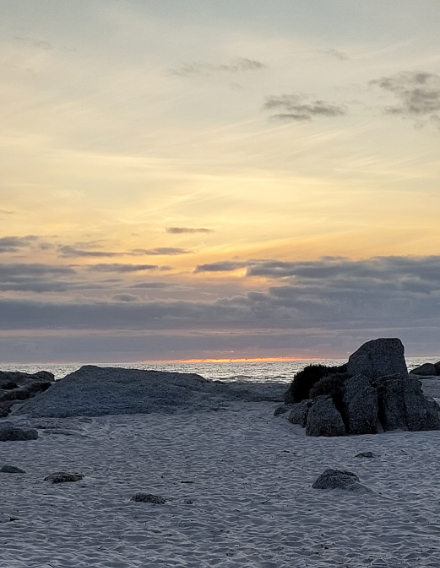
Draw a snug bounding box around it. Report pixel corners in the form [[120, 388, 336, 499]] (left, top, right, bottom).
[[44, 472, 83, 483], [0, 465, 26, 473], [354, 452, 377, 459], [131, 493, 166, 504]]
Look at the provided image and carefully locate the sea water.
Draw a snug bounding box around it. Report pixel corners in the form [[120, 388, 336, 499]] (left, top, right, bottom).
[[0, 357, 436, 383]]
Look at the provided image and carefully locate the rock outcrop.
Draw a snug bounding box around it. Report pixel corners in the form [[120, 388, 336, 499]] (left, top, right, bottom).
[[0, 371, 55, 417], [410, 363, 438, 376], [15, 365, 285, 418], [284, 338, 440, 437]]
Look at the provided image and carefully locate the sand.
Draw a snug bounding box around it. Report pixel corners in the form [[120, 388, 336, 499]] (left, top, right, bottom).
[[2, 395, 440, 567]]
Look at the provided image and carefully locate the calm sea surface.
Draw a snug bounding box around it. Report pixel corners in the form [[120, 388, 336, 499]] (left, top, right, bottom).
[[0, 357, 436, 383]]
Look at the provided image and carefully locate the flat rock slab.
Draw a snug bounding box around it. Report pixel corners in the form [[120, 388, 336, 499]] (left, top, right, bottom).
[[15, 365, 285, 418]]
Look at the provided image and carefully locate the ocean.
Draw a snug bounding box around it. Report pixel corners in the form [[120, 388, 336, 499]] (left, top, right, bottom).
[[0, 357, 436, 383]]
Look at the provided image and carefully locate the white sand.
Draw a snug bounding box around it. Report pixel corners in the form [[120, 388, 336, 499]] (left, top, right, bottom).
[[2, 400, 440, 567]]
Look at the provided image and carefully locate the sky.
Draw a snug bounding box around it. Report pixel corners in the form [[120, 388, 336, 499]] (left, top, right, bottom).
[[1, 0, 440, 363]]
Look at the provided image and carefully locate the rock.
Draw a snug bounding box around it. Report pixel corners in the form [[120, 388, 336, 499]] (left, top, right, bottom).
[[0, 465, 26, 473], [354, 452, 378, 458], [377, 375, 440, 432], [0, 425, 38, 441], [410, 363, 437, 376], [1, 381, 18, 390], [312, 469, 371, 492], [305, 396, 346, 437], [273, 406, 289, 417], [0, 371, 55, 418], [288, 399, 313, 427], [44, 472, 83, 483], [131, 493, 166, 504], [0, 402, 15, 418], [347, 338, 408, 380], [15, 365, 285, 418], [435, 361, 440, 376], [342, 374, 378, 435]]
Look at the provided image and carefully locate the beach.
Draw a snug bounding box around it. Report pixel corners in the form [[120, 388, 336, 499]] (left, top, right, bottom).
[[2, 392, 440, 567]]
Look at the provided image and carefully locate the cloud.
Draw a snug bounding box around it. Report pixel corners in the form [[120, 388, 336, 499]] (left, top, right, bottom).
[[130, 247, 193, 256], [58, 245, 119, 258], [59, 245, 193, 258], [0, 236, 38, 253], [194, 261, 247, 273], [15, 36, 52, 50], [371, 72, 440, 127], [166, 227, 213, 234], [0, 263, 75, 278], [87, 263, 161, 273], [0, 263, 77, 293], [263, 94, 346, 121], [1, 255, 440, 359], [130, 282, 169, 289], [322, 48, 349, 61], [169, 57, 266, 76], [111, 293, 141, 302]]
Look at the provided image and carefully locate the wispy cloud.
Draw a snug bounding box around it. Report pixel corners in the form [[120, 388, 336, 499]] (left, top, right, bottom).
[[130, 282, 169, 289], [58, 245, 119, 258], [87, 264, 162, 273], [194, 261, 247, 273], [322, 48, 349, 61], [263, 94, 346, 121], [169, 57, 266, 76], [130, 247, 193, 256], [371, 72, 440, 128], [166, 227, 213, 234], [59, 245, 193, 258], [15, 36, 52, 50], [111, 293, 142, 302]]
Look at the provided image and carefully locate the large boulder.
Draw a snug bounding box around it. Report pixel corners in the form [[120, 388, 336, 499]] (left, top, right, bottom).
[[434, 361, 440, 376], [347, 338, 408, 380], [305, 396, 346, 437], [377, 375, 440, 432], [410, 363, 437, 376], [342, 374, 378, 435]]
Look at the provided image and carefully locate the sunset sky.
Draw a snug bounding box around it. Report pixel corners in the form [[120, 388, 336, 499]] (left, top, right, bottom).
[[1, 0, 440, 362]]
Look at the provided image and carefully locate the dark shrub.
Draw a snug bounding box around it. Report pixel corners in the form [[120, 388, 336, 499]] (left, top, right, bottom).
[[284, 363, 348, 404]]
